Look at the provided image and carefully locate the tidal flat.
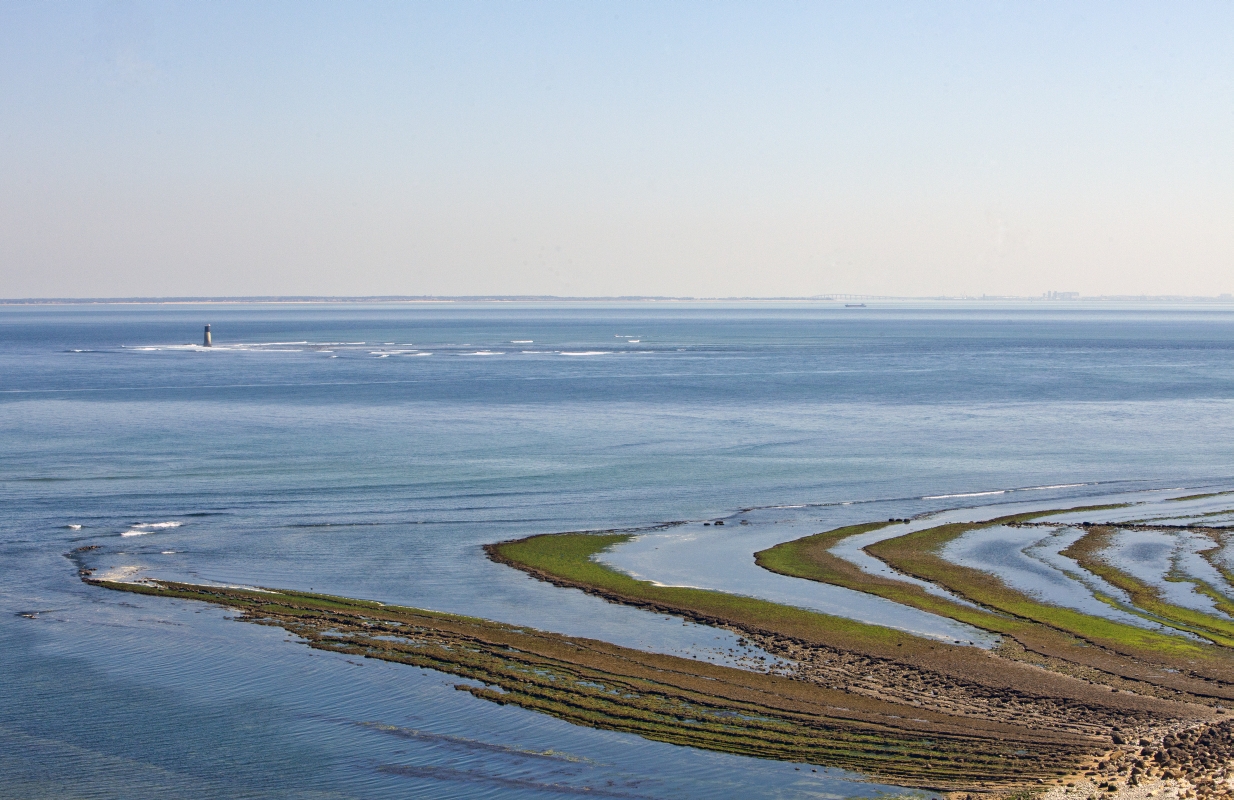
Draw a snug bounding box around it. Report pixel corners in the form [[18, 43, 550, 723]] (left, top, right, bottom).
[[78, 495, 1234, 796], [481, 499, 1234, 797], [86, 577, 1095, 790], [752, 502, 1234, 796]]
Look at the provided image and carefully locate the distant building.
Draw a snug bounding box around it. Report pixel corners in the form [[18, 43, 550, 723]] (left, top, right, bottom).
[[1044, 291, 1080, 300]]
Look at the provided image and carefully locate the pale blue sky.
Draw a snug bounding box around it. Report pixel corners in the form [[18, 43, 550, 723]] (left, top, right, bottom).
[[1, 1, 1231, 297]]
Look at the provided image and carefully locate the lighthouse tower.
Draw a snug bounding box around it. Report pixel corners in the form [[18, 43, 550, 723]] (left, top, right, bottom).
[[203, 325, 212, 347]]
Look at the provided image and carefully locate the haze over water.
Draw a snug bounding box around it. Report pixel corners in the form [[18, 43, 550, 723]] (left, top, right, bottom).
[[4, 301, 1234, 798]]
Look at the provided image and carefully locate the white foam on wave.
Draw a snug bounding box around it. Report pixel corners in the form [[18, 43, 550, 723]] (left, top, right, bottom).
[[464, 351, 503, 355], [560, 351, 610, 356], [627, 340, 640, 343], [96, 565, 144, 582], [124, 342, 309, 353], [139, 578, 281, 595], [67, 524, 82, 530], [1019, 483, 1088, 491], [511, 340, 533, 344], [120, 521, 182, 537], [923, 483, 1089, 501]]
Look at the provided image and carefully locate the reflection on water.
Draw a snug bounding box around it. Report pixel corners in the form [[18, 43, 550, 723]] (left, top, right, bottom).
[[601, 488, 1234, 649], [1107, 529, 1228, 615], [5, 586, 904, 800], [598, 516, 996, 646]]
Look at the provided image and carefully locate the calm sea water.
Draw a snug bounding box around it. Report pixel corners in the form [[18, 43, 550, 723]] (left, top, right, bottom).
[[3, 301, 1234, 799]]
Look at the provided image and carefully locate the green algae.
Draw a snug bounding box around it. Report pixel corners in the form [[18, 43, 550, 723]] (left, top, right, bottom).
[[861, 513, 1226, 662], [754, 508, 1234, 698], [1059, 527, 1234, 647], [86, 578, 1097, 791], [488, 531, 940, 658]]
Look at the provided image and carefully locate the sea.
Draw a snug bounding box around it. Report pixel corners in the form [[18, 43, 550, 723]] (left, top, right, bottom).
[[3, 301, 1233, 799]]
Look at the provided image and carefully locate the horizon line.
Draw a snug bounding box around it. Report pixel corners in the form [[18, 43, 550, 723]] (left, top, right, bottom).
[[3, 293, 1234, 306]]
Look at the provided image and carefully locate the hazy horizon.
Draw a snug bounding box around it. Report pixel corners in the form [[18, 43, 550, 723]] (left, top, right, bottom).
[[5, 292, 1234, 304], [3, 2, 1232, 299]]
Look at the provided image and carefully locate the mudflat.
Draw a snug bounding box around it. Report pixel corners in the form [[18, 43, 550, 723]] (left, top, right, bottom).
[[489, 507, 1234, 797], [84, 500, 1234, 796], [86, 578, 1098, 790]]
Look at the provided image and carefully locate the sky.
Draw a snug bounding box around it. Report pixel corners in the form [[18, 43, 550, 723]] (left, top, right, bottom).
[[1, 1, 1231, 299]]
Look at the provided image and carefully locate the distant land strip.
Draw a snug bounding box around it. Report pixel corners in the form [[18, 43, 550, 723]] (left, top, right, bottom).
[[7, 294, 1234, 305]]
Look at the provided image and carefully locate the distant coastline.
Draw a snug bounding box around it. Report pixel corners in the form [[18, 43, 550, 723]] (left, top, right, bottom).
[[3, 294, 1233, 306]]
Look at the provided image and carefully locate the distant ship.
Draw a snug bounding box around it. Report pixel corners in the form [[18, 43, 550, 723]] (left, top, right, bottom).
[[845, 303, 867, 308]]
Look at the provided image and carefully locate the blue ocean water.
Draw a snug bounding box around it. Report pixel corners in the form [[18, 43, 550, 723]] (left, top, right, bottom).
[[3, 301, 1234, 798]]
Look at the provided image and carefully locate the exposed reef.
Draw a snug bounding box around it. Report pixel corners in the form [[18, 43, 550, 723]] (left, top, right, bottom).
[[86, 578, 1097, 791], [81, 500, 1234, 796], [750, 508, 1234, 797]]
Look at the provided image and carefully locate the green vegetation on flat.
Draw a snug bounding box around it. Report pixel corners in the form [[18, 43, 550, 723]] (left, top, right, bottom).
[[1169, 491, 1234, 502], [486, 523, 1234, 716], [755, 515, 1234, 691], [864, 514, 1218, 661], [754, 520, 1016, 632], [87, 578, 1097, 790], [84, 502, 1234, 793], [488, 532, 914, 656], [1060, 526, 1234, 647], [754, 506, 1234, 696]]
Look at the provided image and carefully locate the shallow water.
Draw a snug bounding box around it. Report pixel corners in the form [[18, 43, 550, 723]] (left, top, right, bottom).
[[825, 521, 985, 608], [940, 524, 1168, 628], [1107, 528, 1227, 615], [600, 486, 1234, 640], [597, 516, 997, 645], [5, 301, 1234, 797]]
